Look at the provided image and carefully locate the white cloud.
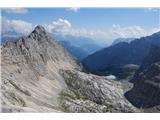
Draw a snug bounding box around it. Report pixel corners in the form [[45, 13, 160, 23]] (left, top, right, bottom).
[[53, 18, 71, 29], [67, 7, 80, 12], [45, 18, 71, 34], [2, 17, 158, 45], [2, 17, 33, 35], [67, 25, 147, 44], [150, 27, 160, 34], [145, 8, 159, 12], [2, 8, 28, 14], [69, 28, 107, 40], [45, 18, 159, 44], [111, 24, 147, 38]]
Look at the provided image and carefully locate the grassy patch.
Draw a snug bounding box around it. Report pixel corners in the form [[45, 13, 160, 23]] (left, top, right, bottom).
[[60, 89, 87, 101]]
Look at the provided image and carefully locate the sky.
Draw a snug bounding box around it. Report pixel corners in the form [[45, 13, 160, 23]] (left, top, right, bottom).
[[1, 7, 160, 44]]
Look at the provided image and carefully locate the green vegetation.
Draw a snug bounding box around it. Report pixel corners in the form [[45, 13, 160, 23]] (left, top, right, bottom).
[[60, 90, 77, 100], [60, 89, 87, 101]]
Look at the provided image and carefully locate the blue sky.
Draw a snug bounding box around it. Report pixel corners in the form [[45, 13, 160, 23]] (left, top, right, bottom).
[[1, 8, 160, 44]]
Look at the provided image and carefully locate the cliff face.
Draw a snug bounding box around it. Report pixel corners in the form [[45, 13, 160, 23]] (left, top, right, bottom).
[[1, 25, 80, 112], [125, 45, 160, 112]]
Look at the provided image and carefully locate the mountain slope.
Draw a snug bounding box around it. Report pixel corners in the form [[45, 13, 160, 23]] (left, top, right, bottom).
[[58, 41, 88, 61], [1, 25, 81, 112], [59, 69, 138, 112], [1, 25, 139, 113], [82, 32, 160, 72], [1, 30, 22, 43], [125, 45, 160, 112]]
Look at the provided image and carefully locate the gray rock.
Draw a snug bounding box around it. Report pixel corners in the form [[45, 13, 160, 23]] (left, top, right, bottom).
[[60, 70, 139, 112]]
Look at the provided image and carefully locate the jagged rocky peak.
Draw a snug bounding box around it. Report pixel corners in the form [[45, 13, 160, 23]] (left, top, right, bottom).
[[28, 25, 51, 42], [34, 25, 46, 31], [31, 25, 47, 35]]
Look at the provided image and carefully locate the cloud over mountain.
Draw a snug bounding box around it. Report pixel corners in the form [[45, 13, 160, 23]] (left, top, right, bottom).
[[46, 18, 71, 34], [111, 24, 147, 38], [67, 7, 80, 12], [2, 17, 33, 34], [45, 19, 149, 43]]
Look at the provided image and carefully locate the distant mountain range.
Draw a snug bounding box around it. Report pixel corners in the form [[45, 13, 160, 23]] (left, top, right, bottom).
[[82, 32, 160, 72], [52, 34, 106, 61], [111, 38, 136, 46], [1, 30, 22, 43], [58, 40, 88, 60]]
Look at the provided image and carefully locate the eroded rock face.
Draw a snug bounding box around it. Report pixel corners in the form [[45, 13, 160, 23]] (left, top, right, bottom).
[[1, 25, 80, 112], [125, 45, 160, 112], [60, 70, 139, 112]]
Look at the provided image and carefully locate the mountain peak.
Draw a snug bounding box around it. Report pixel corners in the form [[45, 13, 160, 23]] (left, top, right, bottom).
[[28, 25, 51, 42], [31, 25, 47, 36], [34, 25, 45, 31]]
